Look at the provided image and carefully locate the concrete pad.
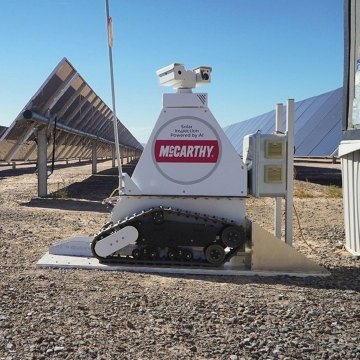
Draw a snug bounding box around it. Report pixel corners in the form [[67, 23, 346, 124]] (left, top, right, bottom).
[[40, 224, 330, 277], [36, 252, 329, 277]]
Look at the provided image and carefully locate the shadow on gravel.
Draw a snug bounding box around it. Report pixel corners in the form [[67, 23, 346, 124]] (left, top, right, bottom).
[[21, 198, 110, 213], [294, 165, 342, 187], [0, 159, 111, 179], [160, 267, 360, 292], [20, 162, 137, 211]]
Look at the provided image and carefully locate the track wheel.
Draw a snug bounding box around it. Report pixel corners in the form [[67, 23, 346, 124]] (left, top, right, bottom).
[[167, 248, 176, 261], [221, 226, 245, 248], [132, 248, 141, 260], [205, 244, 225, 265], [183, 249, 193, 261]]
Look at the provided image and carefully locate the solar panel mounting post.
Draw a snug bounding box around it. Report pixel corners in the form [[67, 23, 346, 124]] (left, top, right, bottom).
[[111, 145, 116, 168], [36, 127, 48, 197], [92, 141, 97, 174]]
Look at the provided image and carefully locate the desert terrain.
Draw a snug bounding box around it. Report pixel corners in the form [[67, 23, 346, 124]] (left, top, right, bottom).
[[0, 159, 359, 360]]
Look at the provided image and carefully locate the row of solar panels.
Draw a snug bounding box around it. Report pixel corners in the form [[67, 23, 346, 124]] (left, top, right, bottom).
[[0, 56, 342, 163], [224, 87, 343, 157], [0, 58, 143, 163]]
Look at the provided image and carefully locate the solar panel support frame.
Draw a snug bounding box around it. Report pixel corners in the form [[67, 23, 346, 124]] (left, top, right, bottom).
[[92, 142, 97, 174], [23, 110, 113, 145], [37, 127, 48, 197]]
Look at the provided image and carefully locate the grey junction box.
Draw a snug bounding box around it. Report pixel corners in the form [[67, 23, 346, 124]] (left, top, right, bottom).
[[243, 132, 287, 197]]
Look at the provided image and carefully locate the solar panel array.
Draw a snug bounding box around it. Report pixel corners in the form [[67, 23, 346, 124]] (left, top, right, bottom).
[[0, 58, 143, 163], [224, 87, 343, 157]]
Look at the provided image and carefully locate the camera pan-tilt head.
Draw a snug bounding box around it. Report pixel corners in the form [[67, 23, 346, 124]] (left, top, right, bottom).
[[156, 63, 212, 92]]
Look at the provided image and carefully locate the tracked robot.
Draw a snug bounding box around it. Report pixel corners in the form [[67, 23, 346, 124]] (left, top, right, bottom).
[[91, 63, 250, 266], [42, 63, 327, 275]]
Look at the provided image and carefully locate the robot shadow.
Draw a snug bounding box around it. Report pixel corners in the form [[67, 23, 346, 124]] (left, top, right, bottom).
[[157, 266, 360, 292]]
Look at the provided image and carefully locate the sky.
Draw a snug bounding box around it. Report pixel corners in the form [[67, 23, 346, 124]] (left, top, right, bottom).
[[0, 0, 344, 144]]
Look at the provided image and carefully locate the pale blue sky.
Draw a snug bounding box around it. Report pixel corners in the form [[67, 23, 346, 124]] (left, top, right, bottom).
[[0, 0, 343, 143]]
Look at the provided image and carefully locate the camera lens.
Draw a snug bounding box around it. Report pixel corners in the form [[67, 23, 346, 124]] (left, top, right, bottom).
[[202, 73, 209, 80]]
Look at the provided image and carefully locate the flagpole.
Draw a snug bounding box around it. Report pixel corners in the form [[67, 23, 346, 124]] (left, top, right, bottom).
[[105, 0, 124, 190]]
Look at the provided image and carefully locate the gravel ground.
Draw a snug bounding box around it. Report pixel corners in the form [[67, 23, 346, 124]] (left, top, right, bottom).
[[0, 160, 359, 360]]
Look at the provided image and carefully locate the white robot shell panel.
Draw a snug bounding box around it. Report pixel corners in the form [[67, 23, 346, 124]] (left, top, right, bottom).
[[131, 99, 247, 196], [152, 116, 222, 184]]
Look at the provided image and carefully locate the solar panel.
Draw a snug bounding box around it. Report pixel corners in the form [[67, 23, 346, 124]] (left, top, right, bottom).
[[0, 58, 143, 163], [223, 88, 342, 157]]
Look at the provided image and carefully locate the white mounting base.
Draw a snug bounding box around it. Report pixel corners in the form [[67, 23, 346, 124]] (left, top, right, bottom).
[[38, 233, 329, 277]]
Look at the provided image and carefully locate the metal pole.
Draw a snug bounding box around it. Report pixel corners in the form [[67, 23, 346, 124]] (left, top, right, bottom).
[[37, 127, 48, 197], [105, 0, 124, 190], [285, 99, 295, 245], [111, 145, 116, 168], [92, 141, 97, 174], [274, 103, 284, 239]]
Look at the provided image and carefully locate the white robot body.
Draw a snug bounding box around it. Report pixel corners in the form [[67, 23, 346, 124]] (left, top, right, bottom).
[[110, 88, 248, 230], [126, 93, 247, 197], [89, 64, 249, 265]]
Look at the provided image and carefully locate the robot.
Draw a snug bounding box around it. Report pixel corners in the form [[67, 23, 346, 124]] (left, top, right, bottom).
[[91, 63, 249, 266], [41, 63, 327, 276]]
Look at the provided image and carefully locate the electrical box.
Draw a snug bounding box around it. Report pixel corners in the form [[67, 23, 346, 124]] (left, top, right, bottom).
[[243, 132, 287, 197]]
